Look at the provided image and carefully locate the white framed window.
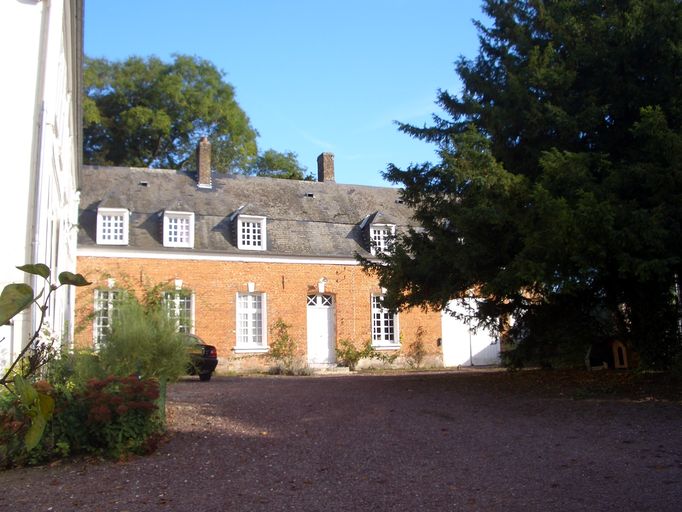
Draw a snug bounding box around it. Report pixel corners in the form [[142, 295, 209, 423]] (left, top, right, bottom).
[[237, 215, 266, 251], [163, 290, 194, 333], [370, 224, 395, 256], [96, 207, 129, 245], [371, 294, 399, 348], [93, 289, 121, 346], [234, 292, 268, 352], [163, 211, 194, 248]]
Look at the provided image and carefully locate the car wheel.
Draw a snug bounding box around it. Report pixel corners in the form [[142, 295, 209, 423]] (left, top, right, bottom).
[[199, 372, 212, 382]]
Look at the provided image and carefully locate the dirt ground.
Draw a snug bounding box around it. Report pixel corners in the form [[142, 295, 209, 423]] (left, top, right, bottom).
[[1, 369, 681, 511]]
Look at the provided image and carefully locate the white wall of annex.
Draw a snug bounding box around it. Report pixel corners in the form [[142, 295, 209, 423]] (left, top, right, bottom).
[[0, 0, 81, 369]]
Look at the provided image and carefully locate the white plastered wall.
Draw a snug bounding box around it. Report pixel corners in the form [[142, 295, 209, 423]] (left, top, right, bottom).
[[0, 0, 80, 368]]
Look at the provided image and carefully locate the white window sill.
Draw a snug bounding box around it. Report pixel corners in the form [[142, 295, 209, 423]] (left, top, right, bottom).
[[163, 242, 194, 249], [97, 241, 128, 246], [371, 344, 401, 351], [233, 346, 269, 354]]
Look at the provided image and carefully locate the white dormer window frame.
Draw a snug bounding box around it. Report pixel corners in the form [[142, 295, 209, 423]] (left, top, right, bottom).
[[96, 207, 129, 245], [163, 211, 195, 248], [237, 215, 267, 251], [370, 224, 396, 256]]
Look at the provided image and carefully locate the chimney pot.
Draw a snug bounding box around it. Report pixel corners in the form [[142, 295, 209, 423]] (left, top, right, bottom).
[[197, 138, 212, 188], [317, 152, 335, 182]]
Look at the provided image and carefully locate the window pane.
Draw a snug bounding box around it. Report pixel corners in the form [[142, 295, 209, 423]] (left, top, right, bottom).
[[102, 214, 124, 241], [237, 292, 265, 347], [94, 290, 120, 345], [239, 219, 264, 249], [371, 294, 397, 344], [165, 215, 192, 245], [163, 291, 193, 333]]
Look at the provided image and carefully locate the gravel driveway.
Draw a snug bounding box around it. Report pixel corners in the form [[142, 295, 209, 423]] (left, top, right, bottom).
[[1, 371, 681, 511]]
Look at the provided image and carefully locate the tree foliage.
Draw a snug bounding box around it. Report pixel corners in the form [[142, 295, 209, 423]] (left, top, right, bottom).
[[365, 0, 682, 368], [249, 149, 313, 180], [84, 54, 258, 173]]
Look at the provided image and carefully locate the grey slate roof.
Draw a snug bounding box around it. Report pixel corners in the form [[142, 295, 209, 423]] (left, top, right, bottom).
[[78, 165, 415, 259]]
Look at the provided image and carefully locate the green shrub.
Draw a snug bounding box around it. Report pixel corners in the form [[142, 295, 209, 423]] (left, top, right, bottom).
[[98, 295, 189, 382], [267, 360, 313, 376], [45, 349, 105, 393], [1, 375, 162, 467], [0, 391, 28, 468], [336, 339, 398, 370], [81, 376, 161, 458], [335, 339, 367, 371], [268, 319, 310, 375], [98, 294, 190, 427], [404, 327, 427, 368], [0, 380, 76, 468]]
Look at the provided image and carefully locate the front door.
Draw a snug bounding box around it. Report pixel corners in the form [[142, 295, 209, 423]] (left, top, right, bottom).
[[307, 294, 336, 366]]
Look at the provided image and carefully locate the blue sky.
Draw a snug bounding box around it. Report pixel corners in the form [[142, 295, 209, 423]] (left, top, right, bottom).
[[85, 1, 485, 186]]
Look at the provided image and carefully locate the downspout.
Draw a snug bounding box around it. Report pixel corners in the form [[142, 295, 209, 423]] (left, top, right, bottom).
[[66, 0, 84, 346], [29, 0, 52, 337]]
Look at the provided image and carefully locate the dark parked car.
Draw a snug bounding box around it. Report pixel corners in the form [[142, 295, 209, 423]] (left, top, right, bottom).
[[184, 334, 218, 381]]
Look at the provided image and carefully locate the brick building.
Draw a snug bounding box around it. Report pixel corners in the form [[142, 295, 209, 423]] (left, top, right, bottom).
[[75, 142, 443, 370]]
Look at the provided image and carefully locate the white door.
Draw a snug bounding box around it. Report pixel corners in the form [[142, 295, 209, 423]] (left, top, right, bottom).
[[307, 294, 336, 365], [441, 299, 500, 367]]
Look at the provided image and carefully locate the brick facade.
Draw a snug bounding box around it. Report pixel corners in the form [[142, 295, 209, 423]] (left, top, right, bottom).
[[75, 256, 443, 371]]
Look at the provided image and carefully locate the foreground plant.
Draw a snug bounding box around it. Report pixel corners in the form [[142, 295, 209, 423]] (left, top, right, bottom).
[[0, 264, 90, 452], [97, 293, 190, 427]]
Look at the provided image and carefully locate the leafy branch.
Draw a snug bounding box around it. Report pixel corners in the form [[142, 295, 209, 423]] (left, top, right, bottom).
[[0, 264, 90, 390]]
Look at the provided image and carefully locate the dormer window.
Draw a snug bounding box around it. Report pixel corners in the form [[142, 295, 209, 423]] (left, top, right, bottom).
[[238, 215, 266, 251], [96, 207, 129, 245], [163, 211, 194, 248], [370, 224, 395, 256]]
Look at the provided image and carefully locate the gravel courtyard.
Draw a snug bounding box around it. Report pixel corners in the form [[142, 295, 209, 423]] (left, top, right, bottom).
[[1, 370, 681, 511]]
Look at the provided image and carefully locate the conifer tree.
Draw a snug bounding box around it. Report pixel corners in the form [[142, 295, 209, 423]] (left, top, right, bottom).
[[365, 0, 682, 367]]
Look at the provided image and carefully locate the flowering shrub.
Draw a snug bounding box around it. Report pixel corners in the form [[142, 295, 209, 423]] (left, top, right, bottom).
[[81, 376, 161, 458], [0, 375, 163, 467], [0, 393, 28, 468]]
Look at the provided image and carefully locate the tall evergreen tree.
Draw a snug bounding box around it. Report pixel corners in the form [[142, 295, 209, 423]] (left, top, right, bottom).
[[364, 0, 682, 368]]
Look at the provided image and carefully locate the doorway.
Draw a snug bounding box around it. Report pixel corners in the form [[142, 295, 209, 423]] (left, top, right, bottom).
[[306, 294, 336, 366]]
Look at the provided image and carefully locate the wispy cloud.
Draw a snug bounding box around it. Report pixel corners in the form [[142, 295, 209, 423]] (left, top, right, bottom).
[[362, 96, 437, 132], [299, 130, 335, 151]]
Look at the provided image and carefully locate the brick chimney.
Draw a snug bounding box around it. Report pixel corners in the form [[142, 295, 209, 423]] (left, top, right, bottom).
[[197, 137, 212, 189], [317, 152, 335, 182]]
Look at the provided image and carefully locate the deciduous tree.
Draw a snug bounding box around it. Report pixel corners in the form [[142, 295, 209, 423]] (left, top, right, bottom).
[[249, 149, 313, 180], [84, 54, 258, 173]]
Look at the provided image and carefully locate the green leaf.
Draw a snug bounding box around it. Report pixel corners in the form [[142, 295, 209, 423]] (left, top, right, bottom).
[[58, 272, 92, 287], [24, 415, 46, 452], [13, 375, 38, 406], [38, 393, 55, 417], [0, 283, 34, 326], [17, 263, 51, 280]]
